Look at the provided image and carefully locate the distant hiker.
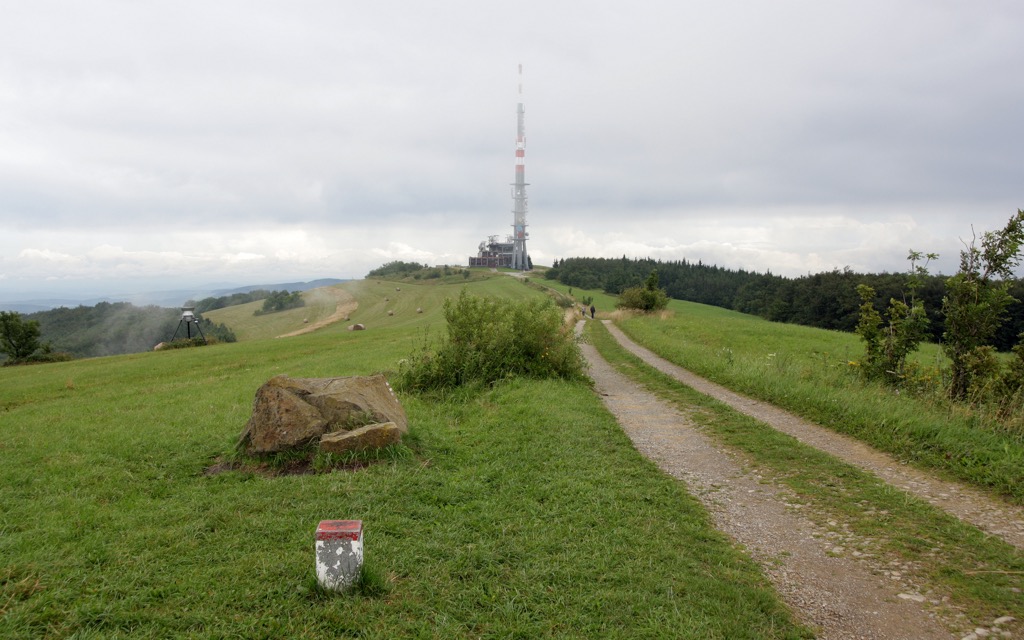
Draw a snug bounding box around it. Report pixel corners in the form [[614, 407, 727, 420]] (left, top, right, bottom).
[[581, 306, 586, 317], [590, 305, 595, 319]]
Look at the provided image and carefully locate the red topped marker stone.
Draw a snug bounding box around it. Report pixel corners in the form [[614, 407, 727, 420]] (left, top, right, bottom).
[[315, 520, 364, 592], [316, 520, 362, 542]]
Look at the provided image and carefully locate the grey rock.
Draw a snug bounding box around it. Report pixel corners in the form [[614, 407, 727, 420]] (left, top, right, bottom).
[[238, 374, 406, 455], [320, 422, 402, 454]]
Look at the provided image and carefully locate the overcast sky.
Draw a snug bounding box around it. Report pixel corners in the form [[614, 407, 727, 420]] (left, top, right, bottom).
[[2, 1, 1023, 301]]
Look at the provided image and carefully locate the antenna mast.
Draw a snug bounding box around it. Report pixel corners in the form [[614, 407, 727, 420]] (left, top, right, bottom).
[[511, 63, 530, 270]]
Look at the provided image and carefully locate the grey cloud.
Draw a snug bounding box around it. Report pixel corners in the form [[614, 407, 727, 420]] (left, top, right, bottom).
[[2, 0, 1023, 298]]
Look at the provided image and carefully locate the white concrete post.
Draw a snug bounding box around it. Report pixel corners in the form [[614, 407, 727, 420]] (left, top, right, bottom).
[[315, 520, 363, 592]]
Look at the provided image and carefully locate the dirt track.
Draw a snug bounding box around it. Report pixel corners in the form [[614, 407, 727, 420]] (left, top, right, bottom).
[[276, 287, 358, 338], [579, 319, 1023, 639], [600, 321, 1024, 552]]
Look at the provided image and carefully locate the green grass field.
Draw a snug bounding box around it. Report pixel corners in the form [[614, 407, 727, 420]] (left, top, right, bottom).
[[0, 274, 811, 639]]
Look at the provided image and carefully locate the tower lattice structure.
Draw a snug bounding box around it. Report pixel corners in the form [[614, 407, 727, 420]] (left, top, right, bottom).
[[511, 64, 530, 270]]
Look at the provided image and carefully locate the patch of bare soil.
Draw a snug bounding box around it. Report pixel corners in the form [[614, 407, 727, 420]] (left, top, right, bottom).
[[276, 287, 358, 338], [578, 319, 1015, 639]]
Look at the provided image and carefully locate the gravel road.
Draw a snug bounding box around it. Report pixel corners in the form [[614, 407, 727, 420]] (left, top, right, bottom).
[[579, 319, 1022, 639], [600, 322, 1024, 552]]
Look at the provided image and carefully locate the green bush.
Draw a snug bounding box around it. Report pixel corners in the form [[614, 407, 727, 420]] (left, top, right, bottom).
[[22, 350, 74, 365], [159, 337, 212, 350], [854, 283, 929, 386], [396, 289, 587, 391], [617, 270, 669, 312]]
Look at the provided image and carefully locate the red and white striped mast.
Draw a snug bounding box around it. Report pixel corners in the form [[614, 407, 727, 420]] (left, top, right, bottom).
[[511, 63, 530, 270]]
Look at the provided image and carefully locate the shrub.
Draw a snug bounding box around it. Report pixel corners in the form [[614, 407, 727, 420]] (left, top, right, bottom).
[[617, 270, 669, 312], [159, 338, 212, 350], [964, 334, 1024, 426], [854, 283, 929, 386], [23, 347, 74, 364], [396, 289, 587, 392]]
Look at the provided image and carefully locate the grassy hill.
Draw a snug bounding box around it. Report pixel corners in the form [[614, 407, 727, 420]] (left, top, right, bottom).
[[203, 273, 532, 342], [0, 272, 811, 639]]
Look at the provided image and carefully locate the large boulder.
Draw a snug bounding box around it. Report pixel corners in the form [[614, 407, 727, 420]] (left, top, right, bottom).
[[239, 374, 407, 455]]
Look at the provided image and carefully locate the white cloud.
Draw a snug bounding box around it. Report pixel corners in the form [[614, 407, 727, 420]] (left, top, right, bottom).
[[18, 248, 79, 264], [1, 0, 1023, 302]]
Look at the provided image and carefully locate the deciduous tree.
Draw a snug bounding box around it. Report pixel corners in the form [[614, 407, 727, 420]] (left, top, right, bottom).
[[0, 311, 42, 363], [943, 210, 1024, 400]]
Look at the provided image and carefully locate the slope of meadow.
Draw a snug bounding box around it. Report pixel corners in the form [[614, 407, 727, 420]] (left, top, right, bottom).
[[0, 274, 810, 639]]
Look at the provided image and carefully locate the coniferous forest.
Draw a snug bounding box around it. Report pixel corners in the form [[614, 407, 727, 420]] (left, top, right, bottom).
[[545, 256, 1024, 351]]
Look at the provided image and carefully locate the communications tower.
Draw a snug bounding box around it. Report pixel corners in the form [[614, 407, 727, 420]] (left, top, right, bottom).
[[511, 64, 530, 270]]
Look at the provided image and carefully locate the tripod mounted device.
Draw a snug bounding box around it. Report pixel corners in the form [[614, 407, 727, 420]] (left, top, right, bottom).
[[171, 307, 207, 344]]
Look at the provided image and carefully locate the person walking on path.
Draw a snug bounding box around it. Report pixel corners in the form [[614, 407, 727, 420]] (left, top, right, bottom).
[[590, 305, 595, 319]]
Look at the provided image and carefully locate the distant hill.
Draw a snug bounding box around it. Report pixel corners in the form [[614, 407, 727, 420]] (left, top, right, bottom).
[[9, 280, 348, 359], [0, 279, 348, 313], [22, 302, 236, 359], [210, 279, 347, 296]]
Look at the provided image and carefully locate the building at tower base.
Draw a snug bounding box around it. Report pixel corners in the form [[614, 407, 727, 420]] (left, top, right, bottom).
[[468, 235, 515, 268]]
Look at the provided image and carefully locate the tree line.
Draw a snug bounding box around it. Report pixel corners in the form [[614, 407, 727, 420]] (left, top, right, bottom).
[[546, 254, 1024, 352], [187, 290, 278, 314], [253, 290, 305, 315], [367, 261, 430, 278], [1, 302, 236, 364], [3, 287, 311, 364], [188, 288, 305, 316], [551, 210, 1024, 410]]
